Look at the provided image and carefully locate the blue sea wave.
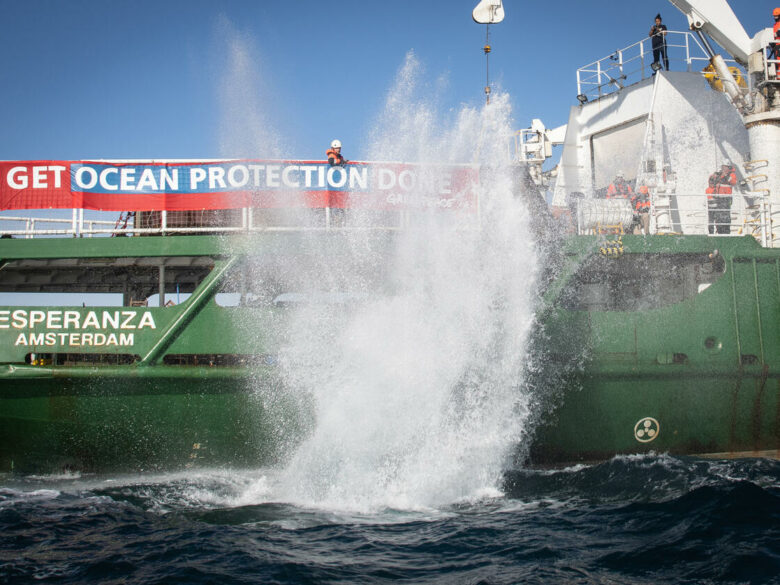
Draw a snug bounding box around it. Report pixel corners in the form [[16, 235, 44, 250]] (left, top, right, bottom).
[[1, 455, 778, 585]]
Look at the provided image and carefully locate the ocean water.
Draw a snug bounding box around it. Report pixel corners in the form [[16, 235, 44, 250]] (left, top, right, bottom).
[[1, 455, 779, 585]]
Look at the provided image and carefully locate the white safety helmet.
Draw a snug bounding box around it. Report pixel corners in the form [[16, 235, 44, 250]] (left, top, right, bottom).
[[331, 139, 342, 149], [615, 170, 624, 179]]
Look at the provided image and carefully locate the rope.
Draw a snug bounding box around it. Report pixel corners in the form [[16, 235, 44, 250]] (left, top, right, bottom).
[[484, 24, 491, 104]]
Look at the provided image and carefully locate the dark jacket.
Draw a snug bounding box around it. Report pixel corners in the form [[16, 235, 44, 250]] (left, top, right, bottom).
[[650, 23, 667, 48]]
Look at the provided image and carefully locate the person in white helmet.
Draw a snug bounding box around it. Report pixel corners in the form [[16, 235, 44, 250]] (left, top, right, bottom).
[[326, 139, 346, 167], [606, 170, 633, 199]]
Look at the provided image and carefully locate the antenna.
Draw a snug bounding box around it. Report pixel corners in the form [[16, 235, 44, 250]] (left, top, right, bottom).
[[472, 0, 505, 105]]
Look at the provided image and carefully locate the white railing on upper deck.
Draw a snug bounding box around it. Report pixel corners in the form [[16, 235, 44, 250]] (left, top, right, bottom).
[[575, 190, 775, 247], [576, 31, 741, 102], [0, 206, 481, 238]]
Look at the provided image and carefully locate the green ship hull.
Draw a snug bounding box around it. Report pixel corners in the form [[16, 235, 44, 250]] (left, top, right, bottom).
[[532, 234, 780, 464], [1, 232, 778, 473]]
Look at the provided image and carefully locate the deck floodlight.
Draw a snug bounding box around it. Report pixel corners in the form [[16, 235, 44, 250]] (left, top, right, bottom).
[[650, 61, 661, 72], [577, 94, 588, 104]]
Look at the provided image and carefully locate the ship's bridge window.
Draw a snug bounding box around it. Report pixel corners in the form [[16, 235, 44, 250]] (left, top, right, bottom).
[[559, 253, 725, 312]]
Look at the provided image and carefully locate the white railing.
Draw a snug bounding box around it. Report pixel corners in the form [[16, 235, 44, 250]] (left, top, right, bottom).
[[575, 191, 773, 246], [0, 210, 124, 238], [576, 31, 739, 102], [761, 41, 780, 88], [0, 206, 481, 238]]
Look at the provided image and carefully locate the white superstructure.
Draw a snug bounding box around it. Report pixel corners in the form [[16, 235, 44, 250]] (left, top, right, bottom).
[[519, 1, 780, 245]]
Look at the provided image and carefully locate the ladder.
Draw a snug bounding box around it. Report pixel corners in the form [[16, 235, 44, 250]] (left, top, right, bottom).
[[112, 211, 135, 236]]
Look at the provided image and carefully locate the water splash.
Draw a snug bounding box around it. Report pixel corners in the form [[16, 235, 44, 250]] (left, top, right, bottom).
[[215, 16, 288, 159], [268, 55, 538, 512]]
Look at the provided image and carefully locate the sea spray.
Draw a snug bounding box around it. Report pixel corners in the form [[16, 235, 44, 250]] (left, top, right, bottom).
[[210, 20, 320, 465], [215, 16, 288, 159], [271, 54, 539, 512]]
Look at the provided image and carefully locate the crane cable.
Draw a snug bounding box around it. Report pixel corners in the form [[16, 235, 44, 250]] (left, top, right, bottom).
[[484, 24, 491, 104]]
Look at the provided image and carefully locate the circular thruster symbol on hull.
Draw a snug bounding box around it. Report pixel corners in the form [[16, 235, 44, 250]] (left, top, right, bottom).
[[634, 417, 660, 443]]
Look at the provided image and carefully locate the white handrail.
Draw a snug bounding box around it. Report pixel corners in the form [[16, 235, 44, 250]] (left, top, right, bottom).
[[576, 31, 738, 102], [0, 205, 481, 238], [574, 190, 773, 245]]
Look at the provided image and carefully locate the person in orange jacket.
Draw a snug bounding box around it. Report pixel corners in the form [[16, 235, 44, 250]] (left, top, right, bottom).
[[326, 139, 346, 167], [606, 171, 634, 199], [707, 163, 736, 234], [771, 8, 780, 62], [631, 185, 651, 234]]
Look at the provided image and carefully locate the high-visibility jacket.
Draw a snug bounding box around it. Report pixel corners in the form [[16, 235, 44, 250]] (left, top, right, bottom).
[[706, 172, 718, 200], [715, 168, 736, 194], [768, 19, 780, 59], [606, 181, 633, 199], [631, 188, 651, 212], [326, 148, 345, 166], [707, 168, 736, 205]]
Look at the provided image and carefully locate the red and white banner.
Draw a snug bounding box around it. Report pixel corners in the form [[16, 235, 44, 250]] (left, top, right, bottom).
[[0, 160, 478, 212]]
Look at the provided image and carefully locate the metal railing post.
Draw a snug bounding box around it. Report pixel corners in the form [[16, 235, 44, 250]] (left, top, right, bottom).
[[597, 60, 603, 98], [685, 33, 691, 72]]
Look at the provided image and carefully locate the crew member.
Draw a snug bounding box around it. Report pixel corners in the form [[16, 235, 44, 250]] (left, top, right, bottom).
[[649, 14, 669, 71], [706, 172, 717, 233], [707, 163, 736, 235], [770, 8, 780, 64], [606, 171, 634, 199], [631, 185, 651, 235], [326, 139, 346, 167]]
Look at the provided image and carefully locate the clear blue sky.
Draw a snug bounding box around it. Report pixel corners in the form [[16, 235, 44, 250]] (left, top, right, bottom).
[[0, 0, 774, 162]]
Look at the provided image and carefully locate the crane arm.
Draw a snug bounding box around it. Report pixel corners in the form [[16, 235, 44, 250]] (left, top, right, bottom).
[[666, 0, 751, 65]]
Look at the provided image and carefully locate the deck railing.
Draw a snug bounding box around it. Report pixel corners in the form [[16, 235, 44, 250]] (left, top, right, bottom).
[[761, 41, 780, 89], [0, 206, 481, 238], [575, 191, 774, 246], [575, 31, 741, 102]]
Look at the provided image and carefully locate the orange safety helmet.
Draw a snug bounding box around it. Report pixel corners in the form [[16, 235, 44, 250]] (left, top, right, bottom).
[[774, 7, 780, 16], [638, 185, 649, 194]]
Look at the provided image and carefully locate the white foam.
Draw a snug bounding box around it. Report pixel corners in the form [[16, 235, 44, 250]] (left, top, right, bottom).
[[254, 55, 538, 513]]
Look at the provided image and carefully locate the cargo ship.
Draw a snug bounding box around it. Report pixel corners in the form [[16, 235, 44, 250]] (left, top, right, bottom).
[[2, 0, 779, 472]]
